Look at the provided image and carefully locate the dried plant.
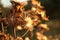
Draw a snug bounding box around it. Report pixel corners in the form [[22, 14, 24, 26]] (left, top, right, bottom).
[[0, 0, 49, 40]]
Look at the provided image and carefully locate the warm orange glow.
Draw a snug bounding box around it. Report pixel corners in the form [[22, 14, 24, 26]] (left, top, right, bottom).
[[0, 0, 49, 40], [31, 0, 44, 8], [16, 25, 23, 30], [31, 7, 36, 11], [36, 32, 43, 40], [25, 37, 30, 40], [36, 32, 48, 40], [17, 37, 23, 40], [24, 17, 34, 31], [25, 17, 33, 27], [38, 24, 49, 30], [40, 11, 49, 21], [15, 0, 49, 39]]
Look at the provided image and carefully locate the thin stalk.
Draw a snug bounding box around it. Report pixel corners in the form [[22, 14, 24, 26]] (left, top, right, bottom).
[[1, 22, 4, 34], [21, 29, 29, 37]]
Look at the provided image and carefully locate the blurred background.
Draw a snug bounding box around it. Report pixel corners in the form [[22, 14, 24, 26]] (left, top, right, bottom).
[[0, 0, 60, 40], [40, 0, 60, 39]]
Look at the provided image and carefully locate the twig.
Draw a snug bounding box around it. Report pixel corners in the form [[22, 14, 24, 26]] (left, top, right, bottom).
[[21, 29, 29, 37]]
